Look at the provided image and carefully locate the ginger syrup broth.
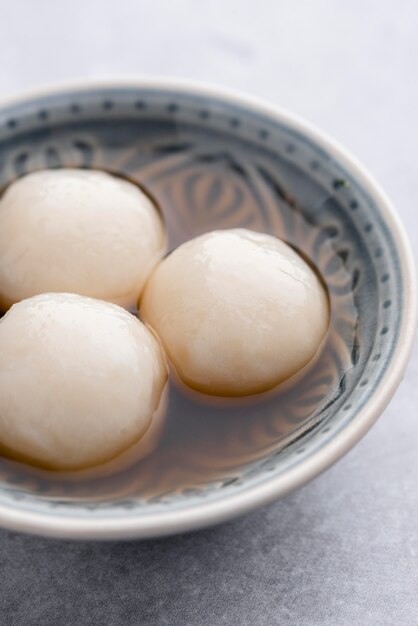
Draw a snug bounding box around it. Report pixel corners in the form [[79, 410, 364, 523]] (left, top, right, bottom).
[[0, 144, 358, 503]]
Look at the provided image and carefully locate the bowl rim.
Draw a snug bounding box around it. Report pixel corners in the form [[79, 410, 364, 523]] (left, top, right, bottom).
[[0, 77, 416, 540]]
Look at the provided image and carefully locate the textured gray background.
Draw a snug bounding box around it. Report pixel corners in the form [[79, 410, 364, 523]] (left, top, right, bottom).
[[1, 1, 418, 624]]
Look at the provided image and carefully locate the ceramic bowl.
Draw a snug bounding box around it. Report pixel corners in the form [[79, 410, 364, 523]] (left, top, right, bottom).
[[0, 80, 415, 539]]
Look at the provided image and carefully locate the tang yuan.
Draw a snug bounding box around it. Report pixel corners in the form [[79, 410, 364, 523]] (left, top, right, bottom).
[[0, 169, 166, 310], [141, 229, 329, 396], [0, 293, 167, 470]]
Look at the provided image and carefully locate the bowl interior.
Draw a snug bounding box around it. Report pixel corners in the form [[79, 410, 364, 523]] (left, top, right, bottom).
[[0, 85, 404, 533]]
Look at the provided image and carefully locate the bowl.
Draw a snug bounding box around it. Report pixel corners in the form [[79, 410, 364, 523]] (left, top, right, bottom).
[[0, 79, 415, 540]]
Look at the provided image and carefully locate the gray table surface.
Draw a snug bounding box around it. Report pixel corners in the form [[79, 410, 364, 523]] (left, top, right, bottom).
[[1, 1, 418, 624]]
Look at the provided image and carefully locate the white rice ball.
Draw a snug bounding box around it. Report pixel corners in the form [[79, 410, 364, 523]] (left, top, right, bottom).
[[0, 293, 167, 469], [141, 229, 329, 396], [0, 169, 166, 310]]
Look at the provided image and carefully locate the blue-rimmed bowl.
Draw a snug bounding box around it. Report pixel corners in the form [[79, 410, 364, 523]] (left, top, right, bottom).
[[0, 80, 415, 539]]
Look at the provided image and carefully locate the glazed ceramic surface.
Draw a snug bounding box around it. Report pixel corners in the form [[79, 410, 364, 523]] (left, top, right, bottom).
[[0, 80, 415, 539]]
